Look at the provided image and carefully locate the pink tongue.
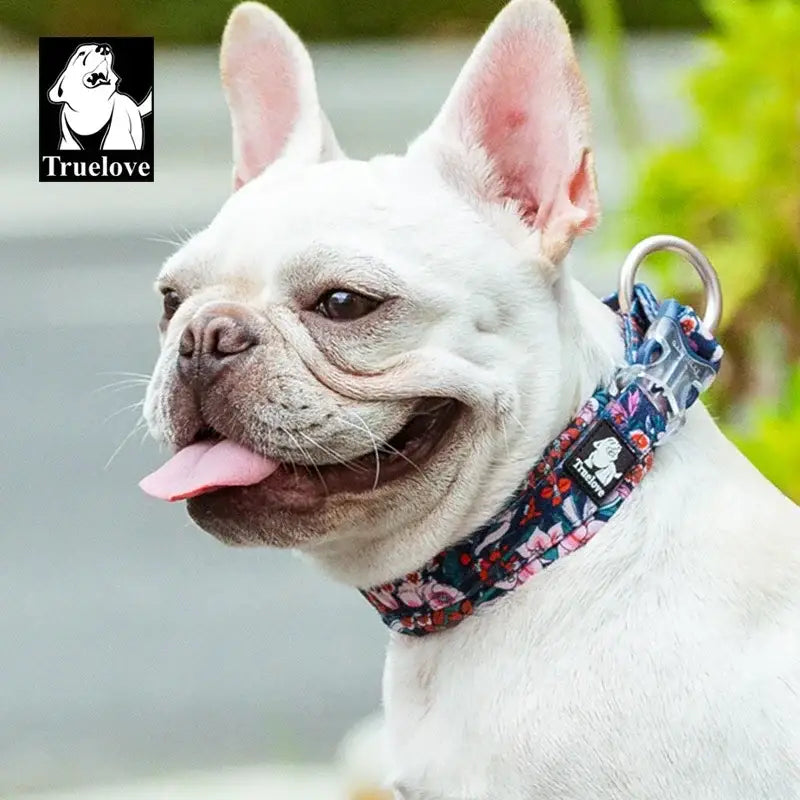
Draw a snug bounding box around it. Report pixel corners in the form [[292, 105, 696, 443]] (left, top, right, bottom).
[[139, 440, 280, 502]]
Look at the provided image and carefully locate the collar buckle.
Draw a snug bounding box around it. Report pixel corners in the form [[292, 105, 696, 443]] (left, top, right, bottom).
[[618, 300, 719, 438]]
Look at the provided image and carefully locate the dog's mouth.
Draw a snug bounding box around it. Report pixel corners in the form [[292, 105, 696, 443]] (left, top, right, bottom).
[[140, 398, 462, 511], [83, 59, 111, 89]]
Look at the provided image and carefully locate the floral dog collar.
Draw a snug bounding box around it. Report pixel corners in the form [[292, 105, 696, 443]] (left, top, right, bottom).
[[362, 278, 724, 637]]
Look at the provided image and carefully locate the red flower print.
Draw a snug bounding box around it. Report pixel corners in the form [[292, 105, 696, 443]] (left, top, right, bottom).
[[557, 477, 572, 493], [489, 550, 501, 562], [459, 553, 471, 566], [521, 500, 540, 524], [460, 600, 473, 615], [630, 430, 650, 451], [628, 464, 645, 484], [432, 610, 445, 627]]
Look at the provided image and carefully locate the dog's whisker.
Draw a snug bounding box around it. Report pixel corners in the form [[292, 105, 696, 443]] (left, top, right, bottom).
[[104, 399, 145, 424], [276, 427, 303, 479], [279, 427, 325, 489], [499, 415, 511, 458], [145, 225, 196, 251], [97, 371, 152, 379], [506, 410, 526, 435], [91, 378, 150, 396], [338, 411, 382, 490], [173, 223, 195, 245], [378, 445, 434, 491], [344, 409, 440, 493], [291, 431, 333, 494], [105, 415, 147, 470], [408, 399, 452, 416], [375, 437, 430, 482], [145, 234, 184, 248], [294, 429, 367, 475]]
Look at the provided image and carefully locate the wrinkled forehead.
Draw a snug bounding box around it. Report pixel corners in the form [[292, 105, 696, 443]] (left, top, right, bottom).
[[162, 156, 463, 287]]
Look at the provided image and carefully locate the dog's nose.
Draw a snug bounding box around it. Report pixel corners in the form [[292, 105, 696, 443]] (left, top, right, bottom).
[[96, 44, 111, 55], [177, 309, 258, 385]]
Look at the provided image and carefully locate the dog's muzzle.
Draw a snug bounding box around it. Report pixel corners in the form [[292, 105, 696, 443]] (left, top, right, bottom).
[[177, 306, 258, 390], [83, 48, 112, 88]]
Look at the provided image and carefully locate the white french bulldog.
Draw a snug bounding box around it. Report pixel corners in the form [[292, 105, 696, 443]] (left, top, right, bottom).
[[48, 43, 152, 150], [141, 2, 800, 797]]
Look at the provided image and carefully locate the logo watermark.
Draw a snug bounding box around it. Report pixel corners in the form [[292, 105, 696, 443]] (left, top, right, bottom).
[[39, 37, 154, 182]]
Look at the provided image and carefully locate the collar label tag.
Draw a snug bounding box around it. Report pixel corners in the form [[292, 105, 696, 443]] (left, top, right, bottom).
[[564, 420, 637, 505]]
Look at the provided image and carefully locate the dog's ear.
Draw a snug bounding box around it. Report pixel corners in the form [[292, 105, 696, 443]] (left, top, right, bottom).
[[48, 72, 66, 104], [410, 0, 599, 264], [220, 2, 343, 190]]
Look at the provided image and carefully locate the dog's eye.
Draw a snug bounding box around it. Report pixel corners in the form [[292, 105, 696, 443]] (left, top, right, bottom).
[[314, 290, 381, 321], [161, 289, 182, 320]]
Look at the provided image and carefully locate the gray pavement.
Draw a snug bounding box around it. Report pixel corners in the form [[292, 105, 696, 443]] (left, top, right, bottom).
[[0, 36, 699, 794]]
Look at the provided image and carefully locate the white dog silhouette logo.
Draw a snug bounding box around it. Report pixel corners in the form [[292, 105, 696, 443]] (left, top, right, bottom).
[[47, 42, 152, 151], [582, 437, 624, 487], [565, 421, 637, 503]]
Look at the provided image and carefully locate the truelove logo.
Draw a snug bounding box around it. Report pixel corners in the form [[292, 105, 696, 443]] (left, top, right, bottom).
[[39, 37, 154, 182], [564, 420, 637, 504]]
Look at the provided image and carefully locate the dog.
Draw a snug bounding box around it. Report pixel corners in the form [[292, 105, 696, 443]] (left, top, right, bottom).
[[140, 1, 800, 797], [48, 43, 152, 150]]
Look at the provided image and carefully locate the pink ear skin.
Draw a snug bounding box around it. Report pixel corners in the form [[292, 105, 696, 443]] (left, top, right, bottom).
[[418, 0, 600, 264], [220, 2, 343, 190]]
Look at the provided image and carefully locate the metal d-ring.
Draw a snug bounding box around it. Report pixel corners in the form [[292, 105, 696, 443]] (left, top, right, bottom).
[[618, 235, 723, 333]]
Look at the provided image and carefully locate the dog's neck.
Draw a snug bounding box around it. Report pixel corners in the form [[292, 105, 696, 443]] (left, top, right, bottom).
[[64, 99, 114, 137], [303, 274, 628, 587]]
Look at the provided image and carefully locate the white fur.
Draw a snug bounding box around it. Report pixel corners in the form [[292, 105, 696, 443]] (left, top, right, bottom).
[[143, 2, 800, 797], [384, 332, 800, 800]]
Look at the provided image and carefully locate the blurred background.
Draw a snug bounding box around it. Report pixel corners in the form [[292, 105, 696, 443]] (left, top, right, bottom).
[[1, 0, 798, 797]]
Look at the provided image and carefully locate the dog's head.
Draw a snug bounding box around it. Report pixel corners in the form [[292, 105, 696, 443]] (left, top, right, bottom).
[[142, 0, 610, 582], [595, 438, 622, 462], [48, 43, 118, 109]]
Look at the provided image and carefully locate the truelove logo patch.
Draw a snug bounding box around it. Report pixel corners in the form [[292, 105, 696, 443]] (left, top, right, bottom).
[[564, 420, 637, 504], [39, 37, 154, 182]]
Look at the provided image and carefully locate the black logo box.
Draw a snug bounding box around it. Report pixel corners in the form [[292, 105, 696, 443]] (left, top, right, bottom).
[[564, 419, 638, 505], [39, 37, 154, 182]]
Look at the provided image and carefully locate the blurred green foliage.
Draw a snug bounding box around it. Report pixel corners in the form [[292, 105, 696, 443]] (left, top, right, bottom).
[[1, 0, 708, 43], [733, 367, 800, 501], [623, 0, 800, 499], [579, 0, 640, 148]]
